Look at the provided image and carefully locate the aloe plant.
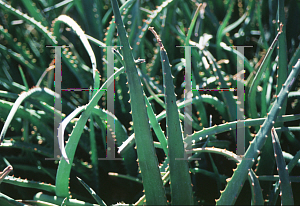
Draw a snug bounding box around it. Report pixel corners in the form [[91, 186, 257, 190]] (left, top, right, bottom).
[[0, 0, 299, 205]]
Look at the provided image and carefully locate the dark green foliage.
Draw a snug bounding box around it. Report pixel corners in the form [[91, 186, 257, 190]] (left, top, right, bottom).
[[0, 0, 299, 205]]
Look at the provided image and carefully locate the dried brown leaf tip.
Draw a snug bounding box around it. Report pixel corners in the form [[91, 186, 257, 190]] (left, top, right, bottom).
[[0, 165, 13, 183], [148, 27, 165, 50]]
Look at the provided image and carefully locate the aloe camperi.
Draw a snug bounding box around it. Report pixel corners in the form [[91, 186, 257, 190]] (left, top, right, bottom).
[[0, 0, 299, 205]]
